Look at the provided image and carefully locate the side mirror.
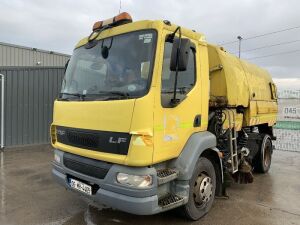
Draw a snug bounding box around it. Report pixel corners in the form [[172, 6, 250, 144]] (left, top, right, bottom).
[[170, 37, 191, 71], [64, 59, 70, 73]]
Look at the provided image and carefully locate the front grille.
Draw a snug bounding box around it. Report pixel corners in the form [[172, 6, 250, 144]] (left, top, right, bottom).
[[67, 130, 99, 149], [56, 126, 131, 155], [63, 152, 112, 179]]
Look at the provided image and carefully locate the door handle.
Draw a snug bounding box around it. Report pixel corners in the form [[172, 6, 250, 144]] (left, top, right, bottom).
[[194, 114, 201, 127]]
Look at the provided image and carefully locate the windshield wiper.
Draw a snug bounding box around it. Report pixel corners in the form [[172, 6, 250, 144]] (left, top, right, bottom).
[[98, 91, 130, 99], [59, 92, 86, 100]]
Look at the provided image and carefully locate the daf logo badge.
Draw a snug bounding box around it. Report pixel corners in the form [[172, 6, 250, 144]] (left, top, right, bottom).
[[57, 129, 66, 135], [109, 137, 127, 144]]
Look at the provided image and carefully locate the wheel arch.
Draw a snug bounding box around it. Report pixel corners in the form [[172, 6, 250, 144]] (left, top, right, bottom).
[[200, 148, 223, 197], [170, 131, 222, 184], [258, 123, 276, 140]]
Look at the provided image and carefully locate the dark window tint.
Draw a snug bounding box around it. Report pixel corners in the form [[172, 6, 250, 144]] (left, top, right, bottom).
[[161, 41, 196, 107], [61, 30, 157, 101]]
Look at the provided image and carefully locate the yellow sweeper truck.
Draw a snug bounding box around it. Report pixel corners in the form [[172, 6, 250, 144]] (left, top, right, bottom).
[[51, 12, 278, 220]]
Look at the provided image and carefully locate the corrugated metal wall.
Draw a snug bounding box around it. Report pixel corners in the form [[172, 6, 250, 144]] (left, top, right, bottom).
[[0, 67, 64, 147], [0, 42, 70, 67]]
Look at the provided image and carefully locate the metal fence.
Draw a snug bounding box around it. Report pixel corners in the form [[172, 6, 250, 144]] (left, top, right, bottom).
[[0, 67, 64, 147], [273, 98, 300, 152]]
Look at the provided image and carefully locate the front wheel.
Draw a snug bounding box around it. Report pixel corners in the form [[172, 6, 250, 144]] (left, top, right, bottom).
[[182, 157, 216, 220]]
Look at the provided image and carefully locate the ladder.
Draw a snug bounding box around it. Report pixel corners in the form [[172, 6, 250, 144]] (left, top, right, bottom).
[[227, 110, 239, 173]]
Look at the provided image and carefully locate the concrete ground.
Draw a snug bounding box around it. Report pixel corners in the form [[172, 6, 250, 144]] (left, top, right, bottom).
[[0, 145, 299, 225]]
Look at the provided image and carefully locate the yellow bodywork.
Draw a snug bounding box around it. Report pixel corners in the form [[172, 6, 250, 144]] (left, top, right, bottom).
[[208, 44, 278, 130], [51, 19, 277, 166]]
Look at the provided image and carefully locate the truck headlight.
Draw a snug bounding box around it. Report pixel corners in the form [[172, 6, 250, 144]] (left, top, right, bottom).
[[116, 173, 152, 188], [54, 153, 61, 164]]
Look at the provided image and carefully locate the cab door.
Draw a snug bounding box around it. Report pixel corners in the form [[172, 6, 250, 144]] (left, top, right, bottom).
[[153, 31, 204, 163]]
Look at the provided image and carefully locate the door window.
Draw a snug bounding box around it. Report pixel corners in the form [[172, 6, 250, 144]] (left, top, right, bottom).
[[161, 41, 196, 107]]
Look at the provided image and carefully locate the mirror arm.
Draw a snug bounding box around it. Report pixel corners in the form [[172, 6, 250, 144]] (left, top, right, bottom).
[[167, 26, 181, 42], [170, 26, 182, 106]]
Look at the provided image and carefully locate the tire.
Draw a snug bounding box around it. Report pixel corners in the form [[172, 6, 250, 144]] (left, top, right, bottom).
[[254, 134, 272, 173], [182, 157, 216, 220]]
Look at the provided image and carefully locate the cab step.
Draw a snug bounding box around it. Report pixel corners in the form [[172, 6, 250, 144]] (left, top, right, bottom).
[[157, 168, 179, 185], [158, 194, 184, 209]]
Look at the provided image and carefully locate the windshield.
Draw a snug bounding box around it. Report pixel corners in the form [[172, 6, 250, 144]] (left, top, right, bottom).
[[60, 30, 157, 100]]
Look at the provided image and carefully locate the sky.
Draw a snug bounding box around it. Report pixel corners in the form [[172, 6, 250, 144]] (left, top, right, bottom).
[[0, 0, 300, 89]]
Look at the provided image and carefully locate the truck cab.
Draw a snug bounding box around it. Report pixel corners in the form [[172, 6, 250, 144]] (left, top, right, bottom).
[[51, 13, 276, 220]]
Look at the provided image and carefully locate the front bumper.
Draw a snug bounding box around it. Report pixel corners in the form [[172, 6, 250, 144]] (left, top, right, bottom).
[[52, 149, 163, 215]]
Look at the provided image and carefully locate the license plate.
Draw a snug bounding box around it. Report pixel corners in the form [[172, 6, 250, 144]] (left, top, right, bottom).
[[69, 178, 92, 195]]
